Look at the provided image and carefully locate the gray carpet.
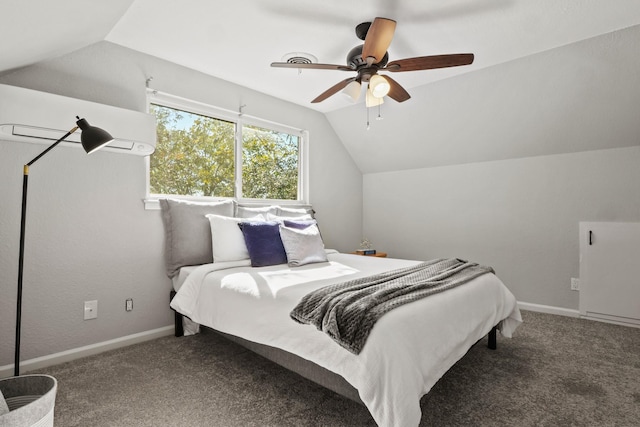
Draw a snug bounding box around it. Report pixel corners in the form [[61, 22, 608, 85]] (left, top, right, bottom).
[[31, 311, 640, 426]]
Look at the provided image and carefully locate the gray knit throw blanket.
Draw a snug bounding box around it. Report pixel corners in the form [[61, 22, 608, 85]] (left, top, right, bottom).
[[290, 258, 494, 354]]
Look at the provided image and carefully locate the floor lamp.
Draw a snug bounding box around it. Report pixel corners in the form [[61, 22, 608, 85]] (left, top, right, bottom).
[[14, 116, 114, 376]]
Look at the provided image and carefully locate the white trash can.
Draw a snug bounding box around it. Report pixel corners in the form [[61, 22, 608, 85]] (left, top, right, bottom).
[[0, 375, 57, 427]]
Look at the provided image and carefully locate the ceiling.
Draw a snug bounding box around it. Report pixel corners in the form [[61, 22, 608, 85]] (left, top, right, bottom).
[[3, 0, 640, 114], [3, 0, 640, 175]]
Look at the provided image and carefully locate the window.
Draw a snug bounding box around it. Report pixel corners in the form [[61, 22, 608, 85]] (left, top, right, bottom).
[[147, 92, 306, 203], [150, 104, 235, 197], [241, 124, 300, 200]]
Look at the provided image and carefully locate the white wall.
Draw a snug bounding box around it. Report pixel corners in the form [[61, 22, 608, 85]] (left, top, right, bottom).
[[0, 41, 362, 370], [363, 147, 640, 310]]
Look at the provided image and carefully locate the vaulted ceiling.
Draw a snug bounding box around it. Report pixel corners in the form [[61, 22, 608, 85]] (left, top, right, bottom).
[[3, 0, 640, 172]]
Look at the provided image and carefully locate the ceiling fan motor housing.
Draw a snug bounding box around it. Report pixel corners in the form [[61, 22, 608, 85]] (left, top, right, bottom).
[[347, 45, 389, 70]]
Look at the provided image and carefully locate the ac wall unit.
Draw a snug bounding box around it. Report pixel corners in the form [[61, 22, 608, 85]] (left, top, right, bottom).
[[0, 84, 156, 155]]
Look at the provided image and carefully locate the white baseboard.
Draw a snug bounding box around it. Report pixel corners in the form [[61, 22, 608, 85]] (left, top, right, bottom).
[[518, 301, 580, 318], [518, 301, 639, 328], [0, 325, 174, 379]]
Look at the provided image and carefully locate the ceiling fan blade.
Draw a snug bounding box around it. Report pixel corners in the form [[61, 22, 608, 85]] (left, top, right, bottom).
[[385, 54, 474, 72], [271, 62, 353, 71], [361, 17, 396, 65], [311, 77, 357, 103], [381, 75, 411, 102]]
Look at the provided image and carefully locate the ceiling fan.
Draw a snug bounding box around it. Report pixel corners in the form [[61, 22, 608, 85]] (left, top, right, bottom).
[[271, 17, 474, 105]]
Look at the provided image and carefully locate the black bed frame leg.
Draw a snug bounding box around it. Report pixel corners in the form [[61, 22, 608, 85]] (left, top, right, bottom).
[[488, 326, 497, 350], [170, 290, 184, 337]]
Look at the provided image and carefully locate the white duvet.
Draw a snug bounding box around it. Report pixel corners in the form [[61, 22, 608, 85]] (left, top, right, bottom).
[[170, 251, 522, 427]]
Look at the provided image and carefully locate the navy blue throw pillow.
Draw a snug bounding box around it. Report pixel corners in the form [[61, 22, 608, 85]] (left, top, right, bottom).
[[238, 221, 288, 267]]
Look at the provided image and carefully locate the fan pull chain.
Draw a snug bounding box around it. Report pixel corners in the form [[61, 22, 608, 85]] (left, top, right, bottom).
[[366, 107, 370, 130], [366, 104, 383, 129]]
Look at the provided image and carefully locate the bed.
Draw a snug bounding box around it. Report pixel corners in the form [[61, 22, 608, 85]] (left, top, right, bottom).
[[161, 198, 522, 427]]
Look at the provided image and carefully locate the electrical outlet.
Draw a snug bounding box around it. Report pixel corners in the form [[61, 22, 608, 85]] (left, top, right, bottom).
[[84, 300, 98, 320], [125, 298, 133, 312], [570, 278, 580, 291]]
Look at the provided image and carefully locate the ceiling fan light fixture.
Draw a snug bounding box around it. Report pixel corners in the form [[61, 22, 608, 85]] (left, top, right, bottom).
[[369, 75, 391, 98], [342, 81, 362, 102], [365, 88, 384, 107]]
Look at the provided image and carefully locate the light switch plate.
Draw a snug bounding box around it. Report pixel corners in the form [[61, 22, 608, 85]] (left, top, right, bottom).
[[84, 300, 98, 320]]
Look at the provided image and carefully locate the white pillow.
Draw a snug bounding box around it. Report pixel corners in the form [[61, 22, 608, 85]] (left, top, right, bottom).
[[266, 212, 313, 222], [236, 205, 278, 218], [279, 224, 328, 267], [206, 214, 264, 262], [277, 206, 314, 217]]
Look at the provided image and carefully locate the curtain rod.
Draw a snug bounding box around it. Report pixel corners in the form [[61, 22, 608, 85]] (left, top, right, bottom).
[[145, 87, 305, 136]]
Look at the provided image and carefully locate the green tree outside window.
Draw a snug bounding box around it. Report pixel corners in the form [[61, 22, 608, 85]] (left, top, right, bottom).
[[150, 104, 299, 200]]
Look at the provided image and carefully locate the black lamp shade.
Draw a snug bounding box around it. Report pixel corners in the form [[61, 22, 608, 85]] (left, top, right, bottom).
[[76, 117, 114, 154]]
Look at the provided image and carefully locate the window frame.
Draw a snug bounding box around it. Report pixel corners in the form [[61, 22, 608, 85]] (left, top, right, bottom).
[[143, 90, 309, 210]]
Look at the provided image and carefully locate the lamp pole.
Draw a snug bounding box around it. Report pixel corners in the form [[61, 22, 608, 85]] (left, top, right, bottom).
[[14, 117, 112, 376]]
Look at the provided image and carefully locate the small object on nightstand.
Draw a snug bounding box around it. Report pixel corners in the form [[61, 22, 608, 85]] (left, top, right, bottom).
[[351, 250, 387, 257], [358, 238, 375, 254], [355, 238, 386, 257], [356, 249, 377, 255]]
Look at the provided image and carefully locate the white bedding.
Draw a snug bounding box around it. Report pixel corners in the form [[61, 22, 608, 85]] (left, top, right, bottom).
[[170, 251, 522, 427]]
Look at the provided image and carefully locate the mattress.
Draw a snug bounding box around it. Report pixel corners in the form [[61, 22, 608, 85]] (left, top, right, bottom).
[[170, 251, 522, 426], [171, 265, 199, 292]]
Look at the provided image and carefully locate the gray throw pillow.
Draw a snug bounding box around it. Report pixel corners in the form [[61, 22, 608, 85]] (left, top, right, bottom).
[[159, 199, 235, 277], [279, 224, 328, 267]]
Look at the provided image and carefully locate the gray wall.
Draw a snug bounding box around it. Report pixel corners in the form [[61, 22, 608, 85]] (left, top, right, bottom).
[[363, 147, 640, 310], [324, 25, 640, 313], [0, 41, 362, 368]]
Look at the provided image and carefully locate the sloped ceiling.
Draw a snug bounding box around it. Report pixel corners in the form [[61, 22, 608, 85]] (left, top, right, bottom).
[[327, 25, 640, 173], [2, 0, 639, 172], [0, 0, 134, 72], [104, 0, 640, 114]]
